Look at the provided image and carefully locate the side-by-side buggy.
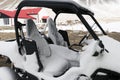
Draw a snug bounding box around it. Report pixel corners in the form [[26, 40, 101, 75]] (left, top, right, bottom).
[[0, 0, 120, 80]]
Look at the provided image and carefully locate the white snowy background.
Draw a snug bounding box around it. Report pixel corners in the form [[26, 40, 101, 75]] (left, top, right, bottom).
[[74, 0, 120, 32], [0, 0, 120, 32]]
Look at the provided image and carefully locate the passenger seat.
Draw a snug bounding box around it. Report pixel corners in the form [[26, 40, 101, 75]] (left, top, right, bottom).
[[47, 18, 68, 47]]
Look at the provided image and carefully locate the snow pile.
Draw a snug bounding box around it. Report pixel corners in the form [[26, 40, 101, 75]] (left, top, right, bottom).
[[99, 36, 120, 72], [0, 35, 120, 80], [0, 67, 16, 80]]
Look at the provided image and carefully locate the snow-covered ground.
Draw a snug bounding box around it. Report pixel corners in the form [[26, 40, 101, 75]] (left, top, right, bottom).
[[57, 21, 120, 32], [1, 21, 120, 33]]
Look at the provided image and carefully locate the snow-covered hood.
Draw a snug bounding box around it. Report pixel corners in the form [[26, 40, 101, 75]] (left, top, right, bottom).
[[99, 36, 120, 72], [79, 35, 120, 76]]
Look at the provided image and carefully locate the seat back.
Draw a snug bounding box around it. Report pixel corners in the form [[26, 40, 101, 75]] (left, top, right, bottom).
[[47, 18, 68, 46], [26, 19, 51, 57], [58, 30, 70, 46]]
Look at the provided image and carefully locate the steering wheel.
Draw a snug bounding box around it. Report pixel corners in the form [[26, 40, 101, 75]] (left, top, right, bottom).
[[78, 33, 90, 46], [69, 35, 87, 52], [79, 23, 96, 45], [69, 33, 91, 51], [69, 44, 81, 52]]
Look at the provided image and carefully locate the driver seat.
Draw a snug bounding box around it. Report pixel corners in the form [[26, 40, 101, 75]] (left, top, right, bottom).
[[47, 18, 68, 47], [26, 19, 51, 57]]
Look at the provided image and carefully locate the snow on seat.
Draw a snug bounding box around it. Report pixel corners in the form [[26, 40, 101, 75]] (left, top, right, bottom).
[[26, 19, 51, 57], [26, 19, 80, 77], [47, 18, 68, 47]]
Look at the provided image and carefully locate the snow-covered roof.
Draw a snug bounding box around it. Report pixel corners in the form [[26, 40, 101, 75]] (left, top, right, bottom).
[[0, 8, 41, 19]]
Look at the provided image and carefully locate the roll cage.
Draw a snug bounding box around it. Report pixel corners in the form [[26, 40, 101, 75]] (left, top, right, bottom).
[[14, 0, 107, 47]]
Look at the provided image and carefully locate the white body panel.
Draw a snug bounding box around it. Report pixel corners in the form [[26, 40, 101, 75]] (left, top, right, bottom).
[[0, 36, 120, 80]]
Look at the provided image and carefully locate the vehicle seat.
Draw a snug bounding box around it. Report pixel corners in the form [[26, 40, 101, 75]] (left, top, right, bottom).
[[58, 30, 70, 46], [47, 18, 68, 47], [26, 19, 74, 77], [26, 19, 51, 57]]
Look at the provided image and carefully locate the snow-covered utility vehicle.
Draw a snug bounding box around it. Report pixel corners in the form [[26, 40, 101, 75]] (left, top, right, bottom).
[[0, 0, 120, 80]]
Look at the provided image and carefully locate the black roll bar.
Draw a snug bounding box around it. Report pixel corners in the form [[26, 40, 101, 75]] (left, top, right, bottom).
[[90, 15, 107, 35], [14, 7, 22, 46], [77, 12, 99, 40]]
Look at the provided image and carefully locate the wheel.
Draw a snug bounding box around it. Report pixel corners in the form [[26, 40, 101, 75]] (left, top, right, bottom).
[[91, 69, 120, 80], [93, 74, 120, 80]]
